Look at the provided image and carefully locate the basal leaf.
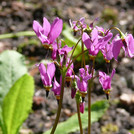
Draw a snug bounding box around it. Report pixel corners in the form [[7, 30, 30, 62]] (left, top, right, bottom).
[[0, 50, 27, 105], [44, 100, 109, 134], [2, 74, 34, 134]]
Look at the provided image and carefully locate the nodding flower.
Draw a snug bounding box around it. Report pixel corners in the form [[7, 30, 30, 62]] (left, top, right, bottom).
[[112, 34, 134, 61], [82, 27, 113, 57], [69, 17, 87, 32], [33, 17, 63, 45], [99, 69, 115, 99], [52, 77, 61, 104], [72, 65, 92, 101], [38, 63, 56, 97]]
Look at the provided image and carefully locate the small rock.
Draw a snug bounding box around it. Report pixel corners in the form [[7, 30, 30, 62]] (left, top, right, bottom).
[[120, 93, 134, 105]]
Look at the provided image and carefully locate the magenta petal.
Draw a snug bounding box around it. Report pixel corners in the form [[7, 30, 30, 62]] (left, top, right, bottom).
[[91, 28, 98, 45], [33, 20, 43, 35], [60, 45, 73, 54], [48, 17, 63, 44], [38, 63, 46, 75], [52, 42, 58, 60], [78, 80, 87, 92], [126, 34, 134, 57], [52, 78, 61, 96], [43, 17, 51, 36], [112, 37, 123, 61], [43, 73, 51, 86], [82, 32, 91, 50], [105, 43, 113, 60], [47, 63, 56, 79], [33, 21, 45, 43], [104, 32, 113, 42]]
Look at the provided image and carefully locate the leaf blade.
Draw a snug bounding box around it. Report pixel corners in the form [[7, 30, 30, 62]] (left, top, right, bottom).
[[44, 100, 109, 134], [2, 74, 34, 134], [0, 50, 27, 105]]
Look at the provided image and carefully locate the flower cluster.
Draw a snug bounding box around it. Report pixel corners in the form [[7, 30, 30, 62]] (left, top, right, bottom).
[[33, 17, 134, 114]]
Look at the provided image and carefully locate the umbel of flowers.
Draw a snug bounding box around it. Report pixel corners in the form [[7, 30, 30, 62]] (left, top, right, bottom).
[[33, 17, 134, 134]]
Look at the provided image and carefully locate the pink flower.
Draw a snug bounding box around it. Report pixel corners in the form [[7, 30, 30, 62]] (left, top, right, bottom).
[[99, 69, 115, 91], [82, 27, 113, 56], [112, 34, 134, 60], [38, 63, 56, 87], [52, 78, 61, 96], [66, 58, 74, 78], [69, 17, 87, 32], [100, 42, 113, 61], [33, 17, 63, 45], [51, 41, 61, 60], [76, 66, 92, 93], [52, 42, 73, 61], [82, 29, 99, 56]]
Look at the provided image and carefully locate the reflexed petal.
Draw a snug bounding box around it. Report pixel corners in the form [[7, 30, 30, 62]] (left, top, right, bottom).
[[33, 20, 43, 35], [47, 63, 56, 79], [104, 32, 113, 43], [48, 17, 63, 43], [82, 32, 91, 50], [91, 28, 98, 45], [43, 17, 51, 36], [126, 34, 134, 57], [60, 45, 73, 54], [52, 42, 58, 60], [102, 77, 111, 89], [43, 73, 51, 86], [79, 80, 88, 92], [79, 68, 85, 78], [112, 37, 123, 61], [33, 20, 48, 43], [52, 78, 61, 95], [38, 63, 46, 76]]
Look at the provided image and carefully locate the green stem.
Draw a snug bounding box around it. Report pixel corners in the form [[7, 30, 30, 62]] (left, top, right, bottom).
[[76, 101, 83, 134], [50, 72, 66, 134], [68, 38, 81, 65], [0, 31, 35, 39], [106, 27, 125, 37], [67, 48, 89, 71], [81, 38, 85, 68], [88, 59, 95, 134], [87, 78, 92, 134]]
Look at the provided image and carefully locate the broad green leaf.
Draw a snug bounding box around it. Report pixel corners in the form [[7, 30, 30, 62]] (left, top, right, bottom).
[[0, 50, 27, 105], [2, 74, 34, 134], [44, 100, 109, 134]]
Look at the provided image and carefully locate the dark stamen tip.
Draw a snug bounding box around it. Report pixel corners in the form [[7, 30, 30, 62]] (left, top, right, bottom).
[[46, 90, 49, 97]]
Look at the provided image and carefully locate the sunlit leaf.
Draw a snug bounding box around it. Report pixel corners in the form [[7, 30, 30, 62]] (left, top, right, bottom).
[[2, 74, 34, 134], [44, 100, 109, 134]]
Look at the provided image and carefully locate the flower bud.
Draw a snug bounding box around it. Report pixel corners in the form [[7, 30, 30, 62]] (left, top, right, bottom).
[[80, 102, 85, 114], [71, 80, 77, 99]]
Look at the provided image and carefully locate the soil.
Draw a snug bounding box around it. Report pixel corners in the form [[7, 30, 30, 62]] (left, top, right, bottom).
[[0, 0, 134, 134]]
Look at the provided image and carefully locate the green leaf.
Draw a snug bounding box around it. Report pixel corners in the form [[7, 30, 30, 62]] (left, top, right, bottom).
[[44, 100, 109, 134], [0, 50, 27, 105], [2, 74, 34, 134]]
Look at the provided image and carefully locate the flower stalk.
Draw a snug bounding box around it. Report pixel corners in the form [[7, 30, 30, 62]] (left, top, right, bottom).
[[76, 100, 83, 134], [50, 71, 66, 134], [88, 78, 93, 134]]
